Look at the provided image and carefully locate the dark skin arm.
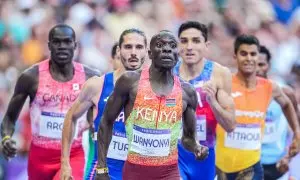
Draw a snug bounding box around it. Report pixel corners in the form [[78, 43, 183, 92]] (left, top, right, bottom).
[[181, 82, 209, 160], [1, 66, 38, 160], [96, 72, 138, 180]]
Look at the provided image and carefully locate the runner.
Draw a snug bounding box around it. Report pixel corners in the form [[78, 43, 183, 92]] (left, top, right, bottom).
[[174, 21, 235, 180], [216, 34, 300, 180], [0, 24, 99, 180], [257, 45, 300, 180], [61, 28, 147, 180], [110, 42, 123, 71], [95, 31, 209, 180]]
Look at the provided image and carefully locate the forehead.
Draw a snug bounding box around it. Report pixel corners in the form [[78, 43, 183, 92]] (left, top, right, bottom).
[[179, 28, 204, 39], [51, 27, 74, 39], [122, 33, 145, 45], [258, 53, 268, 63], [238, 44, 259, 52], [155, 33, 177, 42]]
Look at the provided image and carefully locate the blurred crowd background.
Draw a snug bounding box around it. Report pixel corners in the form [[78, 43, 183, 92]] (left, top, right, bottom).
[[1, 0, 300, 179]]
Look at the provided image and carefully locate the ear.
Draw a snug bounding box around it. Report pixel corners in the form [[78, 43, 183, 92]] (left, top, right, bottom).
[[48, 42, 51, 51], [148, 49, 152, 60], [74, 41, 77, 50], [205, 40, 211, 48], [117, 45, 120, 55]]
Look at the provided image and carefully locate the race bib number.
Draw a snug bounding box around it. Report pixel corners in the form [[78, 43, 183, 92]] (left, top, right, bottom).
[[39, 112, 65, 139], [196, 115, 206, 141], [262, 120, 276, 143], [130, 125, 171, 157], [225, 124, 261, 150], [107, 131, 128, 161]]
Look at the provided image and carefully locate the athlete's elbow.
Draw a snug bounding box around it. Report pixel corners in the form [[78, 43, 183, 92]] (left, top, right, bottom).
[[225, 117, 236, 132]]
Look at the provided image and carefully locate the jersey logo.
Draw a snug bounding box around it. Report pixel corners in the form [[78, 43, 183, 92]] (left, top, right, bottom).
[[231, 91, 242, 98]]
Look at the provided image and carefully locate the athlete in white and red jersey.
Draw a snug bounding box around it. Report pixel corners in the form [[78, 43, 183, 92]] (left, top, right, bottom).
[[0, 24, 99, 180]]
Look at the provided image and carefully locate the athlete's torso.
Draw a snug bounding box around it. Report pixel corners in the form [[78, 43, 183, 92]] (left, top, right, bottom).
[[30, 59, 89, 150], [85, 72, 127, 179], [125, 67, 183, 166], [216, 75, 273, 172], [174, 60, 217, 147]]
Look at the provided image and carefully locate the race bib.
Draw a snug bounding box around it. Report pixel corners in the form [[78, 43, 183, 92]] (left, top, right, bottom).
[[225, 124, 261, 150], [196, 115, 206, 141], [107, 131, 128, 161], [262, 120, 276, 143], [130, 125, 171, 157], [39, 112, 65, 139]]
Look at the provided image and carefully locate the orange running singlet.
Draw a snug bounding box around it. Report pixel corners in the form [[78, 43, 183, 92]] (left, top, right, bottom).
[[216, 74, 273, 173]]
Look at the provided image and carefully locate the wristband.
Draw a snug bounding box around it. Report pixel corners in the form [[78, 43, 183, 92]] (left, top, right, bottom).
[[96, 167, 109, 174], [1, 135, 11, 144]]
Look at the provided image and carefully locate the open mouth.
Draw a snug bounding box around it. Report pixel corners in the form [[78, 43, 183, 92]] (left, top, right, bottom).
[[185, 53, 195, 57]]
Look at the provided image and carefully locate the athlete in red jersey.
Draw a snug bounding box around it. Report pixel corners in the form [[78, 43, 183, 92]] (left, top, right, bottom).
[[0, 24, 99, 180]]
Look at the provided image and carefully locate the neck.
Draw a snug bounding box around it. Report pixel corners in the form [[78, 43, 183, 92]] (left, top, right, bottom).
[[236, 71, 257, 89], [49, 60, 74, 81], [149, 64, 173, 85], [114, 66, 126, 83], [180, 58, 205, 81]]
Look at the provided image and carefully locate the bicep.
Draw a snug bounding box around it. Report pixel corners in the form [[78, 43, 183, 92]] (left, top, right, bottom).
[[221, 68, 232, 94]]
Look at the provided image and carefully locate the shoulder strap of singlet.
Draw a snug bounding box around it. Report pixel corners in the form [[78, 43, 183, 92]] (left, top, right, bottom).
[[39, 59, 50, 72], [193, 59, 214, 82], [73, 61, 84, 73], [94, 72, 114, 128]]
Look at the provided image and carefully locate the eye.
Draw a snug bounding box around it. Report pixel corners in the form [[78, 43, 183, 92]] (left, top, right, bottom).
[[170, 42, 177, 48], [156, 42, 162, 48]]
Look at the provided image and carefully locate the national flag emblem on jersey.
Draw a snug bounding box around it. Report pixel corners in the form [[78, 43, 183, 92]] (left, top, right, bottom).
[[166, 98, 176, 107]]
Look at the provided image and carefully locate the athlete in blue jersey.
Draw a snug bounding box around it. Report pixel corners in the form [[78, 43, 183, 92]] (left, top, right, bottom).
[[175, 21, 235, 180], [60, 28, 148, 180], [256, 45, 300, 180]]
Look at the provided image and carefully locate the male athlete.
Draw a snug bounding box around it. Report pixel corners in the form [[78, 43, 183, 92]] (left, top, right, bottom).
[[174, 21, 235, 180], [110, 42, 122, 70], [61, 28, 148, 180], [0, 24, 99, 180], [95, 31, 209, 180], [216, 34, 300, 180], [257, 45, 300, 180]]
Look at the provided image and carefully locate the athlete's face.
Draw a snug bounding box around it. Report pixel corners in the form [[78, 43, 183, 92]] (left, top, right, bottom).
[[149, 32, 179, 70], [111, 52, 122, 70], [48, 27, 77, 65], [256, 53, 270, 78], [234, 44, 259, 76], [119, 33, 147, 71], [179, 28, 208, 65]]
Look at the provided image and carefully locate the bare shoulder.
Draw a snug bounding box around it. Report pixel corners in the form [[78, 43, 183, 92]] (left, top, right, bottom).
[[83, 65, 101, 79], [117, 70, 141, 86], [212, 62, 231, 77], [180, 80, 195, 96], [18, 65, 39, 85]]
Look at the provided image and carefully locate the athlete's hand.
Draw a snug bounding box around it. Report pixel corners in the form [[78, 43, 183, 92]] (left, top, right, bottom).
[[202, 81, 217, 104], [288, 137, 300, 157], [1, 138, 17, 160], [194, 144, 209, 160], [276, 156, 290, 174], [95, 173, 110, 180], [60, 163, 73, 180]]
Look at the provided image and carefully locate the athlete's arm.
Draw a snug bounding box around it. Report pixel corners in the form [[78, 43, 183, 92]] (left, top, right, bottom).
[[211, 67, 235, 132], [272, 82, 300, 156], [1, 68, 37, 159], [61, 76, 102, 179], [181, 83, 209, 160], [96, 73, 132, 170]]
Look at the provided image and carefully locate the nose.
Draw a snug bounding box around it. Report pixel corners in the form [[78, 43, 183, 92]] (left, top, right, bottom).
[[131, 47, 137, 56], [187, 41, 193, 50], [162, 45, 172, 53]]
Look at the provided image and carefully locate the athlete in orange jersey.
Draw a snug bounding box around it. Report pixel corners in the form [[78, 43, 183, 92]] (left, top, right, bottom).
[[216, 34, 300, 180]]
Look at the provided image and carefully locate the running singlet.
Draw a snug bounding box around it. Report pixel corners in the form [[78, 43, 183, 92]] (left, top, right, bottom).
[[126, 67, 183, 166], [216, 75, 272, 173], [85, 72, 127, 180], [174, 60, 217, 180], [28, 59, 88, 180], [30, 59, 88, 149], [174, 60, 217, 147], [261, 100, 288, 164]]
